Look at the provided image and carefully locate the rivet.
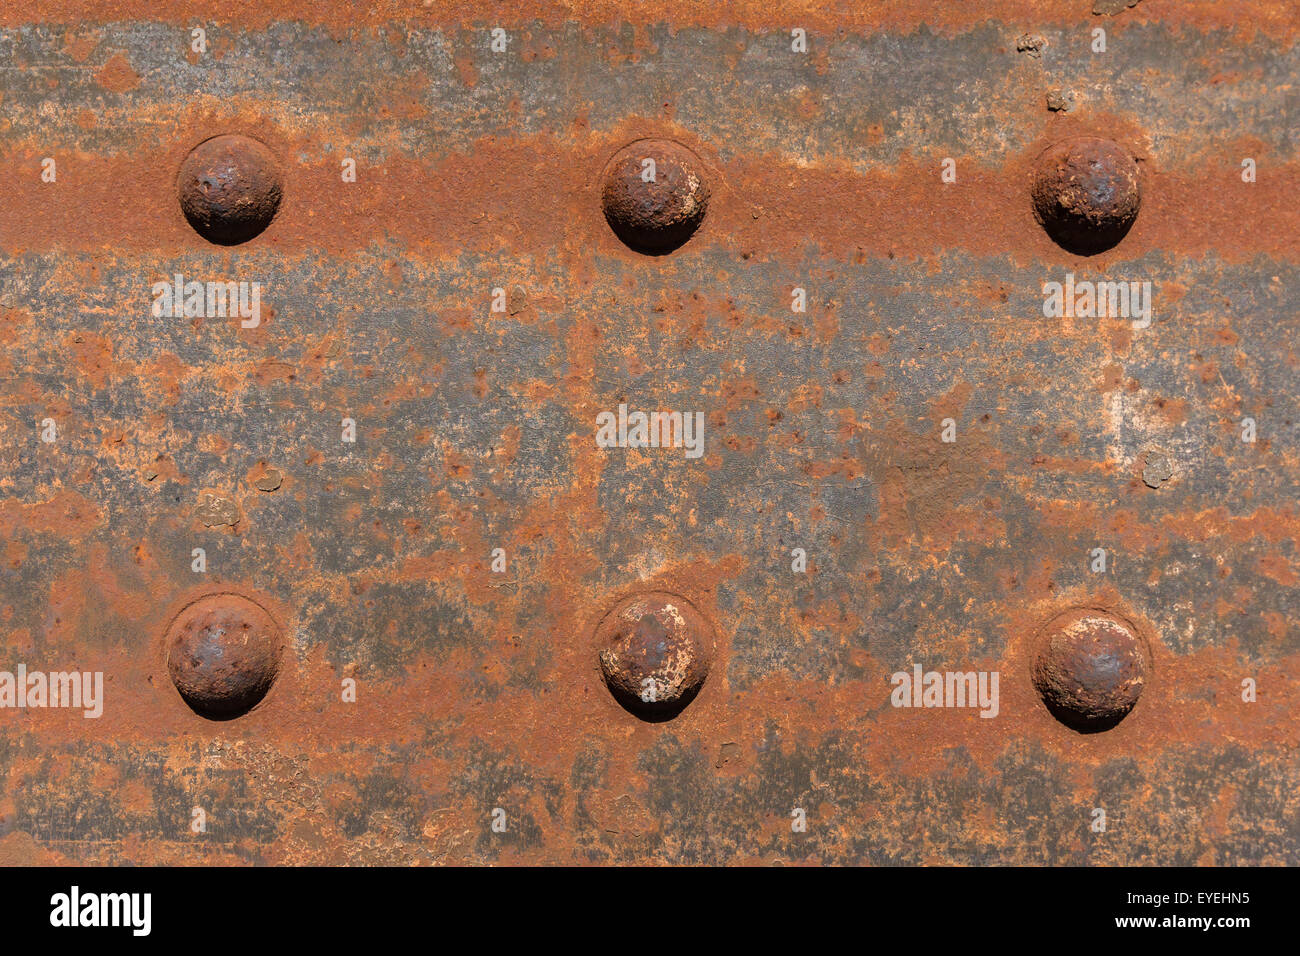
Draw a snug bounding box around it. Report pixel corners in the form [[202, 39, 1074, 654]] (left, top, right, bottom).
[[1031, 137, 1140, 255], [596, 591, 714, 721], [1141, 448, 1174, 489], [166, 593, 284, 720], [1033, 609, 1149, 732], [1045, 89, 1076, 113], [254, 467, 283, 492], [177, 134, 283, 245], [1015, 34, 1047, 58], [601, 139, 709, 255], [193, 492, 239, 528]]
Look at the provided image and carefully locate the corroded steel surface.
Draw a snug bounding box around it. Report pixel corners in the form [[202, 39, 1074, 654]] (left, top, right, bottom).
[[0, 2, 1297, 865]]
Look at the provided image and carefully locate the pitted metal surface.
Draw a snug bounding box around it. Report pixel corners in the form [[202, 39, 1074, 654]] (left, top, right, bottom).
[[0, 2, 1297, 865]]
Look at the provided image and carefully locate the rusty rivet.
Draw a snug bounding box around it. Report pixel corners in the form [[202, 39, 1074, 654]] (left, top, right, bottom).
[[1141, 448, 1174, 488], [177, 134, 283, 245], [1015, 34, 1047, 58], [601, 139, 709, 255], [1033, 609, 1149, 733], [596, 591, 714, 721], [166, 593, 284, 720], [254, 467, 283, 492], [1031, 137, 1141, 255], [1045, 89, 1077, 113]]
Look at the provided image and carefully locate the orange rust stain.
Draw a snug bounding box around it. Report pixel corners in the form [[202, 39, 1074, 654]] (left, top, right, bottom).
[[494, 424, 522, 465], [198, 434, 232, 456], [0, 307, 31, 351], [0, 490, 105, 538], [0, 831, 69, 866], [519, 32, 559, 63], [138, 352, 189, 407], [1099, 361, 1124, 391], [0, 1, 1290, 44], [252, 358, 298, 387], [3, 537, 27, 571], [120, 779, 155, 814], [62, 32, 99, 63], [63, 330, 130, 390], [95, 52, 141, 93], [1256, 550, 1299, 587], [454, 52, 478, 88], [1149, 394, 1189, 425]]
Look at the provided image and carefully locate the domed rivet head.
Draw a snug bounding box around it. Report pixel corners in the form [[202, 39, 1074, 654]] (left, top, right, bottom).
[[166, 593, 284, 720], [1031, 137, 1141, 255], [1033, 609, 1150, 733], [601, 139, 709, 255], [177, 134, 283, 245], [596, 592, 714, 721]]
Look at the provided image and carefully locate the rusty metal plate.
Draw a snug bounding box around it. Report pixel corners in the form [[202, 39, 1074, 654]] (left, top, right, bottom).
[[0, 0, 1297, 869]]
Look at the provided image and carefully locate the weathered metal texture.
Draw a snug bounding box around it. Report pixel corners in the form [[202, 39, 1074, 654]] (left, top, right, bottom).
[[0, 2, 1297, 865]]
